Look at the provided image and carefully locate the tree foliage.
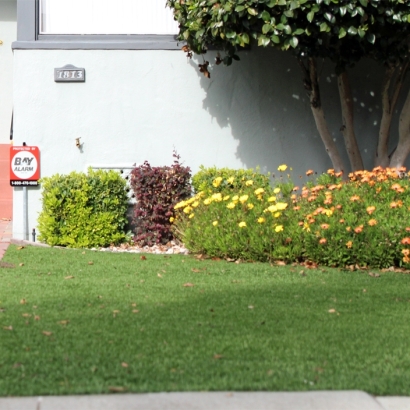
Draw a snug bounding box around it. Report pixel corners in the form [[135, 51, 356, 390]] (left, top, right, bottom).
[[167, 0, 410, 172]]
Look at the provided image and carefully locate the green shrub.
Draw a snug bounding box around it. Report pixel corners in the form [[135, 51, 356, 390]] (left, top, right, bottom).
[[38, 169, 129, 248], [174, 165, 410, 269]]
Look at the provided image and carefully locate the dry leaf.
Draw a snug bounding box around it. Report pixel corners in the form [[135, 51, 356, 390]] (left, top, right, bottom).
[[0, 262, 15, 268], [140, 256, 147, 261], [82, 251, 85, 255], [113, 310, 120, 317], [157, 273, 163, 278], [183, 283, 194, 287], [328, 309, 336, 313], [97, 295, 103, 299], [191, 268, 202, 272], [108, 386, 126, 393], [368, 272, 381, 278], [20, 299, 27, 305], [64, 276, 74, 280], [121, 362, 129, 368], [132, 310, 139, 314], [22, 313, 31, 318], [213, 354, 223, 360], [34, 315, 40, 321], [58, 320, 69, 325], [42, 331, 52, 336], [17, 246, 25, 250], [19, 263, 24, 267], [131, 303, 137, 307], [88, 261, 94, 265], [276, 261, 286, 266], [226, 258, 235, 263], [3, 326, 13, 331], [363, 289, 367, 293], [248, 305, 254, 309], [12, 363, 22, 368]]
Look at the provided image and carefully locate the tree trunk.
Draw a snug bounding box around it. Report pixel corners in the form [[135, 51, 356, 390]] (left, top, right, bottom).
[[390, 87, 410, 168], [337, 70, 363, 171], [376, 63, 408, 167], [298, 57, 346, 173]]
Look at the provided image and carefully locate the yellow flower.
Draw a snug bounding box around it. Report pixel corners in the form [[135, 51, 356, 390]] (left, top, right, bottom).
[[346, 241, 353, 248], [239, 195, 249, 203], [368, 219, 377, 226], [232, 195, 239, 202], [273, 187, 281, 194], [275, 225, 284, 232], [192, 201, 199, 208], [274, 212, 281, 218], [268, 196, 276, 202], [169, 217, 175, 223], [212, 221, 218, 226], [245, 180, 254, 186], [212, 177, 223, 188], [247, 203, 254, 210], [203, 198, 212, 205], [257, 217, 265, 224], [174, 200, 186, 210], [223, 195, 230, 201], [278, 164, 288, 172], [302, 222, 310, 232], [324, 209, 333, 217], [254, 188, 265, 195], [183, 206, 193, 214], [267, 205, 277, 213], [189, 213, 195, 219], [275, 202, 288, 211], [211, 193, 222, 202], [227, 177, 234, 184], [238, 221, 247, 228], [227, 202, 236, 209]]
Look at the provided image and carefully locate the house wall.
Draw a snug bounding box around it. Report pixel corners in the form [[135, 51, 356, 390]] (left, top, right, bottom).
[[0, 0, 16, 144], [12, 47, 399, 240]]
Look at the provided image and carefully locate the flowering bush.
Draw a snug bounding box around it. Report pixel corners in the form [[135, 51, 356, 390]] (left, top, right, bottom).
[[173, 165, 410, 269]]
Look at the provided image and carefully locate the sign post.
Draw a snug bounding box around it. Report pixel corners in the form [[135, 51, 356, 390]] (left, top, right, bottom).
[[10, 146, 41, 240]]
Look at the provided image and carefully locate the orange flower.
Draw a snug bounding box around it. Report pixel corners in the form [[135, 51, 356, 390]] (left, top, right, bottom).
[[401, 237, 410, 245], [354, 225, 363, 234], [346, 241, 353, 249], [404, 255, 410, 264], [306, 170, 314, 176], [298, 221, 304, 226], [376, 187, 382, 194], [350, 195, 360, 202], [391, 183, 402, 191], [339, 219, 345, 224], [327, 169, 335, 176], [402, 249, 410, 256], [292, 186, 300, 191], [328, 185, 338, 191], [368, 219, 377, 226], [319, 238, 327, 244], [307, 196, 317, 202], [321, 223, 330, 230], [336, 204, 342, 210], [324, 198, 332, 205], [406, 227, 410, 232], [346, 227, 351, 232], [366, 206, 376, 215], [335, 171, 343, 178], [293, 206, 300, 211], [390, 202, 398, 209]]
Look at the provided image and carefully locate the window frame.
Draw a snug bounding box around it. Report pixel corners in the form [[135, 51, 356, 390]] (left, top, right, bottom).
[[12, 0, 181, 50]]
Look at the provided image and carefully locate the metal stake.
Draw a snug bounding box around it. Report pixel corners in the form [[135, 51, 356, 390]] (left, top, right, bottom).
[[23, 186, 28, 240]]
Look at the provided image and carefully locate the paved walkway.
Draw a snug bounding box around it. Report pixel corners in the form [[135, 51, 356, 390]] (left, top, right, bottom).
[[0, 218, 12, 260], [1, 221, 410, 409]]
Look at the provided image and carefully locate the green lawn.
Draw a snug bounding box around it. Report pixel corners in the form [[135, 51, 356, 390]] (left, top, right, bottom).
[[1, 244, 410, 396]]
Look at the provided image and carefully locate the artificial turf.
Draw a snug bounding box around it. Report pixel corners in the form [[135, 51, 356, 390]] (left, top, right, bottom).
[[0, 244, 410, 396]]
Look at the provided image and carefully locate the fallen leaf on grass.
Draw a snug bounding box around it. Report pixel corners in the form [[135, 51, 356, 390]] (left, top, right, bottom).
[[64, 276, 74, 280], [108, 386, 126, 393], [58, 320, 69, 325], [131, 303, 137, 307], [17, 246, 25, 250], [368, 272, 381, 278], [19, 263, 24, 267], [42, 331, 52, 336], [113, 310, 120, 317], [3, 326, 13, 331], [132, 310, 139, 314], [183, 283, 194, 287], [88, 261, 94, 265], [12, 363, 22, 368], [0, 262, 15, 268], [121, 362, 129, 368], [22, 313, 31, 318], [157, 273, 163, 278], [34, 315, 40, 321], [328, 309, 336, 313], [275, 261, 287, 266], [20, 299, 27, 305], [248, 305, 254, 309], [213, 354, 223, 360], [140, 256, 147, 261], [226, 258, 235, 263]]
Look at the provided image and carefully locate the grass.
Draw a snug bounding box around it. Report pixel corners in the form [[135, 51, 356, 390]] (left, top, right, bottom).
[[1, 244, 410, 397]]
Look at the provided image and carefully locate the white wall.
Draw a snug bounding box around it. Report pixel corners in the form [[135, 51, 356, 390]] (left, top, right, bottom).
[[0, 0, 16, 144], [12, 47, 397, 239]]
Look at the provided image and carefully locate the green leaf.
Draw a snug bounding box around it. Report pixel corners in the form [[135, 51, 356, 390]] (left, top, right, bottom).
[[258, 35, 271, 46], [320, 22, 329, 32], [338, 27, 346, 39], [271, 34, 280, 44], [307, 11, 315, 22], [359, 0, 368, 6], [347, 26, 357, 35], [289, 36, 299, 48], [262, 24, 272, 34], [261, 10, 271, 22], [248, 8, 258, 16], [366, 33, 375, 44], [235, 5, 245, 12], [241, 32, 250, 44]]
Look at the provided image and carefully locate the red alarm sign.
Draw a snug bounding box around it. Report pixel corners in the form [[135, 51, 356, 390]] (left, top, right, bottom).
[[10, 146, 41, 186]]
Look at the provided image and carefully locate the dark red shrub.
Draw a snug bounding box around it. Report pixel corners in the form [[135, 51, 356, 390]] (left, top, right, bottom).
[[130, 152, 191, 246]]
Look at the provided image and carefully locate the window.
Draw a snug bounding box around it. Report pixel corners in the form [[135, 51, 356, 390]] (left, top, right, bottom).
[[40, 0, 178, 35]]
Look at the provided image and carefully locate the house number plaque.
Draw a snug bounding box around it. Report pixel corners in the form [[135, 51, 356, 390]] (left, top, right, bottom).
[[54, 64, 85, 82]]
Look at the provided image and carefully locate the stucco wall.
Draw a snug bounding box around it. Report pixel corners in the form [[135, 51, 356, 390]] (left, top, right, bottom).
[[12, 47, 401, 239], [0, 0, 16, 144]]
